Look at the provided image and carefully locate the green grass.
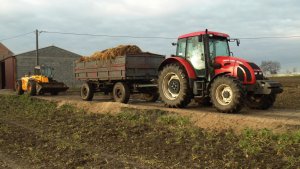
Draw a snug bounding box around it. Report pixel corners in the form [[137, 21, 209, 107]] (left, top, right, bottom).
[[0, 95, 299, 168]]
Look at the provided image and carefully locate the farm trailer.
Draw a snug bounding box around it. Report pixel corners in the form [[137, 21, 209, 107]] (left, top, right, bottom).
[[74, 53, 165, 103]]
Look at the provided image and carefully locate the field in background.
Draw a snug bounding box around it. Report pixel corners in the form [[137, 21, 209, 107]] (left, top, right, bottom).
[[270, 76, 300, 109]]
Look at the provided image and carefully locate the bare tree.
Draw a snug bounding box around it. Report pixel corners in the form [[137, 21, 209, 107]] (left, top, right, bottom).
[[292, 67, 297, 73], [260, 61, 281, 74]]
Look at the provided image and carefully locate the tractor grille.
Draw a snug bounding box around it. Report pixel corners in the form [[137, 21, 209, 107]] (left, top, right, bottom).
[[248, 62, 264, 80]]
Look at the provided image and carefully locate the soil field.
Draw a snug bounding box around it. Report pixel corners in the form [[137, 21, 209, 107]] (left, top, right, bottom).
[[0, 95, 299, 168], [270, 76, 300, 109]]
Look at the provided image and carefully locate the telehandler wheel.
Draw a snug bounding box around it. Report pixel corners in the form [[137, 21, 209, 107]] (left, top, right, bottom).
[[113, 82, 130, 103], [15, 80, 24, 95], [143, 92, 159, 102], [210, 76, 245, 113], [27, 80, 37, 96], [158, 64, 192, 108], [81, 82, 94, 101], [246, 94, 276, 110]]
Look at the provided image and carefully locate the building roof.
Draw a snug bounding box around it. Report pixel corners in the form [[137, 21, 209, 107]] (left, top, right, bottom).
[[0, 43, 14, 61], [14, 45, 81, 58]]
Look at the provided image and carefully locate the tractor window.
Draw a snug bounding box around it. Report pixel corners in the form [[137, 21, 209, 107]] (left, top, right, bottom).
[[209, 37, 230, 59], [41, 67, 53, 78], [186, 36, 205, 70], [176, 38, 186, 57]]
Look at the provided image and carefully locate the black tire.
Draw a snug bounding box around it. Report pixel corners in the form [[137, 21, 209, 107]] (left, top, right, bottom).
[[15, 80, 24, 95], [246, 94, 276, 110], [210, 76, 245, 113], [113, 82, 130, 103], [143, 92, 159, 102], [158, 64, 192, 108], [27, 80, 37, 96], [81, 82, 94, 101]]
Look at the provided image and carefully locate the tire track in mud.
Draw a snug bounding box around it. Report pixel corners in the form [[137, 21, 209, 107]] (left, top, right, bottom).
[[0, 118, 154, 169]]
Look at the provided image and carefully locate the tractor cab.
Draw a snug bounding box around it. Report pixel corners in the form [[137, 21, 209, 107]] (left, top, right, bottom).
[[175, 31, 231, 79], [34, 65, 54, 78]]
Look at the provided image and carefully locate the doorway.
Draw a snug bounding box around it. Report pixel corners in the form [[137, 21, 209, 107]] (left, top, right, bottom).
[[0, 61, 5, 89]]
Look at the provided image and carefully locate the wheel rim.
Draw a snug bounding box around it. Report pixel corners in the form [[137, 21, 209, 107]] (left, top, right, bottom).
[[162, 72, 180, 100], [82, 86, 88, 97], [115, 88, 123, 99], [28, 84, 31, 92], [215, 84, 233, 106]]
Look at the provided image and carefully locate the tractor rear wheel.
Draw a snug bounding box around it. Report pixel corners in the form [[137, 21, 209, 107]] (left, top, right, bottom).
[[113, 82, 130, 103], [158, 64, 192, 108], [81, 82, 94, 101], [15, 80, 24, 95], [27, 81, 37, 96], [210, 76, 245, 113], [246, 94, 276, 110]]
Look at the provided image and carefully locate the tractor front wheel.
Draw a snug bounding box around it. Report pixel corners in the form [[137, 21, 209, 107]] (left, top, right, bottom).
[[81, 82, 94, 101], [246, 94, 276, 110], [27, 81, 37, 96], [15, 80, 24, 95], [210, 76, 245, 113], [158, 64, 192, 108]]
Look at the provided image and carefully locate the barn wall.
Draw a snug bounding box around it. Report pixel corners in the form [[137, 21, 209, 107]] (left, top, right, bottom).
[[4, 57, 16, 89], [16, 46, 81, 88]]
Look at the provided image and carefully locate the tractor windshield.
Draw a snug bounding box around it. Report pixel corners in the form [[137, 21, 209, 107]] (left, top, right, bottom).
[[209, 37, 230, 59], [41, 66, 54, 78]]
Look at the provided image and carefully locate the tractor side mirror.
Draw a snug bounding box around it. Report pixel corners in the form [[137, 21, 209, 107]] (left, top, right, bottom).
[[171, 43, 177, 46], [229, 39, 240, 46], [236, 39, 240, 46]]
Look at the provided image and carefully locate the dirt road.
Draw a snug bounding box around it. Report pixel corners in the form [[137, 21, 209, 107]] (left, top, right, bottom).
[[33, 92, 300, 133], [1, 89, 299, 132]]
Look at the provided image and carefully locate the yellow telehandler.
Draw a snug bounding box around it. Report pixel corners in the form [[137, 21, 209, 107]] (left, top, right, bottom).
[[15, 65, 69, 96]]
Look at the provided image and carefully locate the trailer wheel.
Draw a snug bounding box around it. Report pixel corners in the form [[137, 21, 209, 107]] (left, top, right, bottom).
[[143, 92, 159, 102], [81, 82, 94, 101], [113, 82, 130, 103], [158, 64, 192, 108], [210, 76, 245, 113], [15, 80, 24, 95], [27, 80, 37, 96], [246, 94, 276, 110]]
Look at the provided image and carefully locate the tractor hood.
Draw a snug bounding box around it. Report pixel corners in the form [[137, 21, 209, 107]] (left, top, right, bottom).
[[214, 56, 263, 84]]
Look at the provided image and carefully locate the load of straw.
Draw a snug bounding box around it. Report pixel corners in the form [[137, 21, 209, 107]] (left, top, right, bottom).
[[79, 45, 142, 62]]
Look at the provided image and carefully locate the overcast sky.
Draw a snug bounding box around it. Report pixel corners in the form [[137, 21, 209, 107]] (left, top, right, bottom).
[[1, 0, 300, 72]]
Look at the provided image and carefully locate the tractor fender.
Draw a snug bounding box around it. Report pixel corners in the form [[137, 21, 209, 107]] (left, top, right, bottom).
[[206, 72, 231, 93], [158, 57, 196, 79]]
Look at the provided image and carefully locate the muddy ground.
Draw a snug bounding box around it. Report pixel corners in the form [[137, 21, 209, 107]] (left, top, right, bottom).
[[0, 95, 299, 168], [0, 76, 300, 168]]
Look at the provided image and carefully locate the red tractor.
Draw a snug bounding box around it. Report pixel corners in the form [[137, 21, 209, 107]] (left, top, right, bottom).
[[158, 30, 283, 113]]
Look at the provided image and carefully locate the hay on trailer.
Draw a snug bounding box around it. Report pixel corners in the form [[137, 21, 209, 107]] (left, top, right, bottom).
[[79, 45, 142, 62]]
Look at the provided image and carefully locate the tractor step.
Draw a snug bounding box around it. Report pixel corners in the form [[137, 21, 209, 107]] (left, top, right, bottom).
[[193, 81, 205, 97]]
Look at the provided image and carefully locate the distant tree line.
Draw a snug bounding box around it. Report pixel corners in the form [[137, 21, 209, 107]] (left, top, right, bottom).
[[260, 60, 281, 74]]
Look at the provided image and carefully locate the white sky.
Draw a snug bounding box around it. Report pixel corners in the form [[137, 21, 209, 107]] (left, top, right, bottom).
[[1, 0, 300, 72]]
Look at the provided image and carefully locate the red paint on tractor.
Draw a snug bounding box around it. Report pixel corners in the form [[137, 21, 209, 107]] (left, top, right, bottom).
[[214, 56, 257, 84], [160, 57, 196, 79], [179, 31, 229, 39]]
